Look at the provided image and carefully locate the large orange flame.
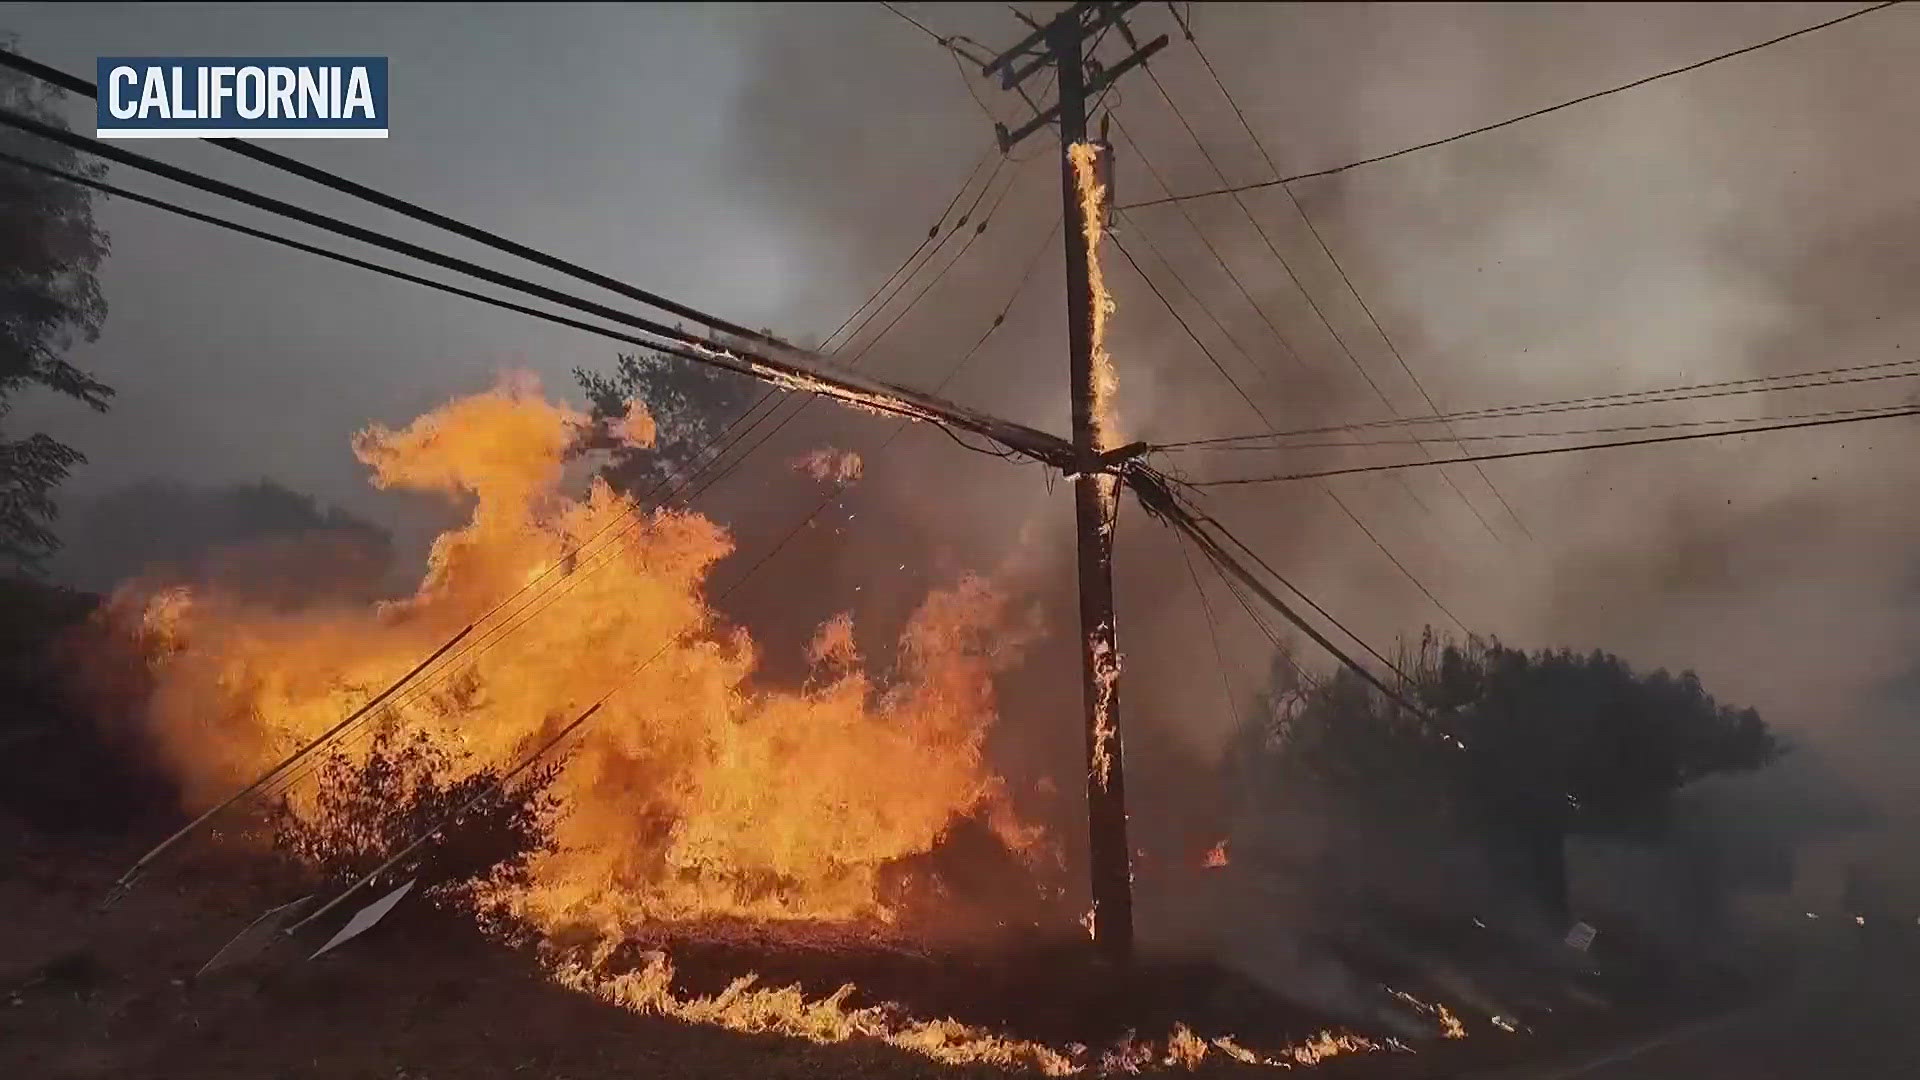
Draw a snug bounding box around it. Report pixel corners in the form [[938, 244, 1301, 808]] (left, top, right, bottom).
[[126, 376, 1041, 935]]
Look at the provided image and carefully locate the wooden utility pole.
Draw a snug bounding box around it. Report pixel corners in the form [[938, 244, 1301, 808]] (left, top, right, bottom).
[[982, 2, 1165, 966]]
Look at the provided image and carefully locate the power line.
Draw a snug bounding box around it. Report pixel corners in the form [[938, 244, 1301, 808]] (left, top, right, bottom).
[[1173, 526, 1247, 732], [653, 157, 1041, 521], [46, 149, 1031, 882], [1186, 406, 1920, 486], [878, 0, 946, 46], [821, 144, 999, 351], [1165, 10, 1532, 538], [259, 197, 1063, 813], [1106, 117, 1433, 517], [1163, 402, 1920, 452], [844, 158, 1027, 365], [1136, 478, 1424, 711], [1124, 60, 1511, 545], [282, 207, 1058, 928], [836, 153, 1010, 357], [1109, 226, 1471, 634], [0, 104, 1081, 471], [1206, 545, 1318, 693], [253, 172, 1048, 806], [0, 49, 782, 349], [1159, 358, 1920, 447], [1107, 115, 1308, 376], [1117, 1, 1903, 209]]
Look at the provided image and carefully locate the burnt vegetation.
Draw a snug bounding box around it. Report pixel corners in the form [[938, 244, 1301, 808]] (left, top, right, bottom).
[[267, 724, 565, 924]]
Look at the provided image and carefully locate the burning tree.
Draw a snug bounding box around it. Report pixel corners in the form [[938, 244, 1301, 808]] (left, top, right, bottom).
[[573, 348, 759, 498], [1234, 631, 1781, 924]]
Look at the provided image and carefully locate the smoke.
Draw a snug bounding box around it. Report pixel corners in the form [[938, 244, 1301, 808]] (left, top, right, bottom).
[[720, 1, 1920, 824]]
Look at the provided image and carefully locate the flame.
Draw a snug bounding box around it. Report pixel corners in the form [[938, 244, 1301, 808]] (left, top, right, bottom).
[[1068, 142, 1125, 803], [125, 376, 1041, 934], [791, 447, 864, 483], [1203, 839, 1229, 869], [1388, 987, 1469, 1039], [1288, 1031, 1381, 1065], [608, 398, 658, 448], [552, 948, 1079, 1075], [556, 949, 1378, 1075], [1068, 141, 1119, 452]]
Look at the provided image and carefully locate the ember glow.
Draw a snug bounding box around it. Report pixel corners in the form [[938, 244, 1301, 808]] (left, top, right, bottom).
[[124, 377, 1042, 935], [1203, 839, 1230, 868], [792, 447, 863, 483]]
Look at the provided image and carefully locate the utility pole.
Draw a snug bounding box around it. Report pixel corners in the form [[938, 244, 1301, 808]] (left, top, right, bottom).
[[982, 2, 1165, 966]]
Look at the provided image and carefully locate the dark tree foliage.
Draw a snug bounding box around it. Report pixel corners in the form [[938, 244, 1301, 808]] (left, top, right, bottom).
[[573, 348, 758, 499], [56, 477, 394, 602], [0, 39, 111, 569], [270, 725, 563, 919], [1240, 630, 1781, 920]]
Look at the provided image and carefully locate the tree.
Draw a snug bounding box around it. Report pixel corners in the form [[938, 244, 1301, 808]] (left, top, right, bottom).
[[573, 347, 758, 500], [1236, 630, 1781, 923], [55, 477, 395, 604], [0, 36, 112, 570]]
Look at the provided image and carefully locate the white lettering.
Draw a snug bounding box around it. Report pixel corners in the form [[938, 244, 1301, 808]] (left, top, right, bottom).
[[235, 67, 265, 119], [298, 67, 325, 119], [267, 68, 296, 119], [209, 66, 235, 119], [103, 61, 385, 131], [139, 67, 171, 119], [342, 66, 375, 119], [108, 67, 139, 120]]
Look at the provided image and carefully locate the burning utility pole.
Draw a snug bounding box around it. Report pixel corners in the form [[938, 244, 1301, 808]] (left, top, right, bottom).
[[981, 2, 1165, 966]]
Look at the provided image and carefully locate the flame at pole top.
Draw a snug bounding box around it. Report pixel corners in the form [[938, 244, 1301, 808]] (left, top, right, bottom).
[[1068, 140, 1119, 454]]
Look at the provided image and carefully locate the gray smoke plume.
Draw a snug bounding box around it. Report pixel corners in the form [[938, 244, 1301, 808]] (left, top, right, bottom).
[[715, 2, 1920, 964]]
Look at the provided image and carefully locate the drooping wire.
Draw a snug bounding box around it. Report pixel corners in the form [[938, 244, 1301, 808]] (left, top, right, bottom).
[[1186, 406, 1920, 487], [1118, 1, 1904, 209], [1155, 13, 1532, 538], [1108, 225, 1472, 635], [1161, 402, 1920, 452], [1159, 358, 1920, 447]]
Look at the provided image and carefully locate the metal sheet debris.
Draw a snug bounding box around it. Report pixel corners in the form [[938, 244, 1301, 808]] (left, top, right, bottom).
[[309, 879, 416, 961], [197, 895, 312, 977]]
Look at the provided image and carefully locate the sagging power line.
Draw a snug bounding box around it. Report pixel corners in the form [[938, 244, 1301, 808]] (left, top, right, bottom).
[[1159, 357, 1920, 447], [1160, 5, 1532, 538], [2, 29, 1483, 929], [1183, 406, 1920, 487], [1117, 1, 1903, 209], [0, 101, 1086, 476]]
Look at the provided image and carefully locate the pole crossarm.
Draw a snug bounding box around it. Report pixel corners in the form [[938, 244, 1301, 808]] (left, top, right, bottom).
[[984, 2, 1166, 154]]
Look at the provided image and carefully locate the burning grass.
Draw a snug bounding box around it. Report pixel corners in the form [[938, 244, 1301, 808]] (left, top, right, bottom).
[[548, 944, 1384, 1075]]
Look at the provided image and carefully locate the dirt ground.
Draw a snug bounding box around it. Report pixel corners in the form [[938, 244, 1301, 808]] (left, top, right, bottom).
[[2, 815, 1759, 1080]]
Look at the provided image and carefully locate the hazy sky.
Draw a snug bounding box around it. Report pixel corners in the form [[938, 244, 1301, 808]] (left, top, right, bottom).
[[8, 3, 1920, 810]]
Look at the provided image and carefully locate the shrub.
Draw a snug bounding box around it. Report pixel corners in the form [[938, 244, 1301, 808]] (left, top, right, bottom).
[[269, 724, 563, 920]]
